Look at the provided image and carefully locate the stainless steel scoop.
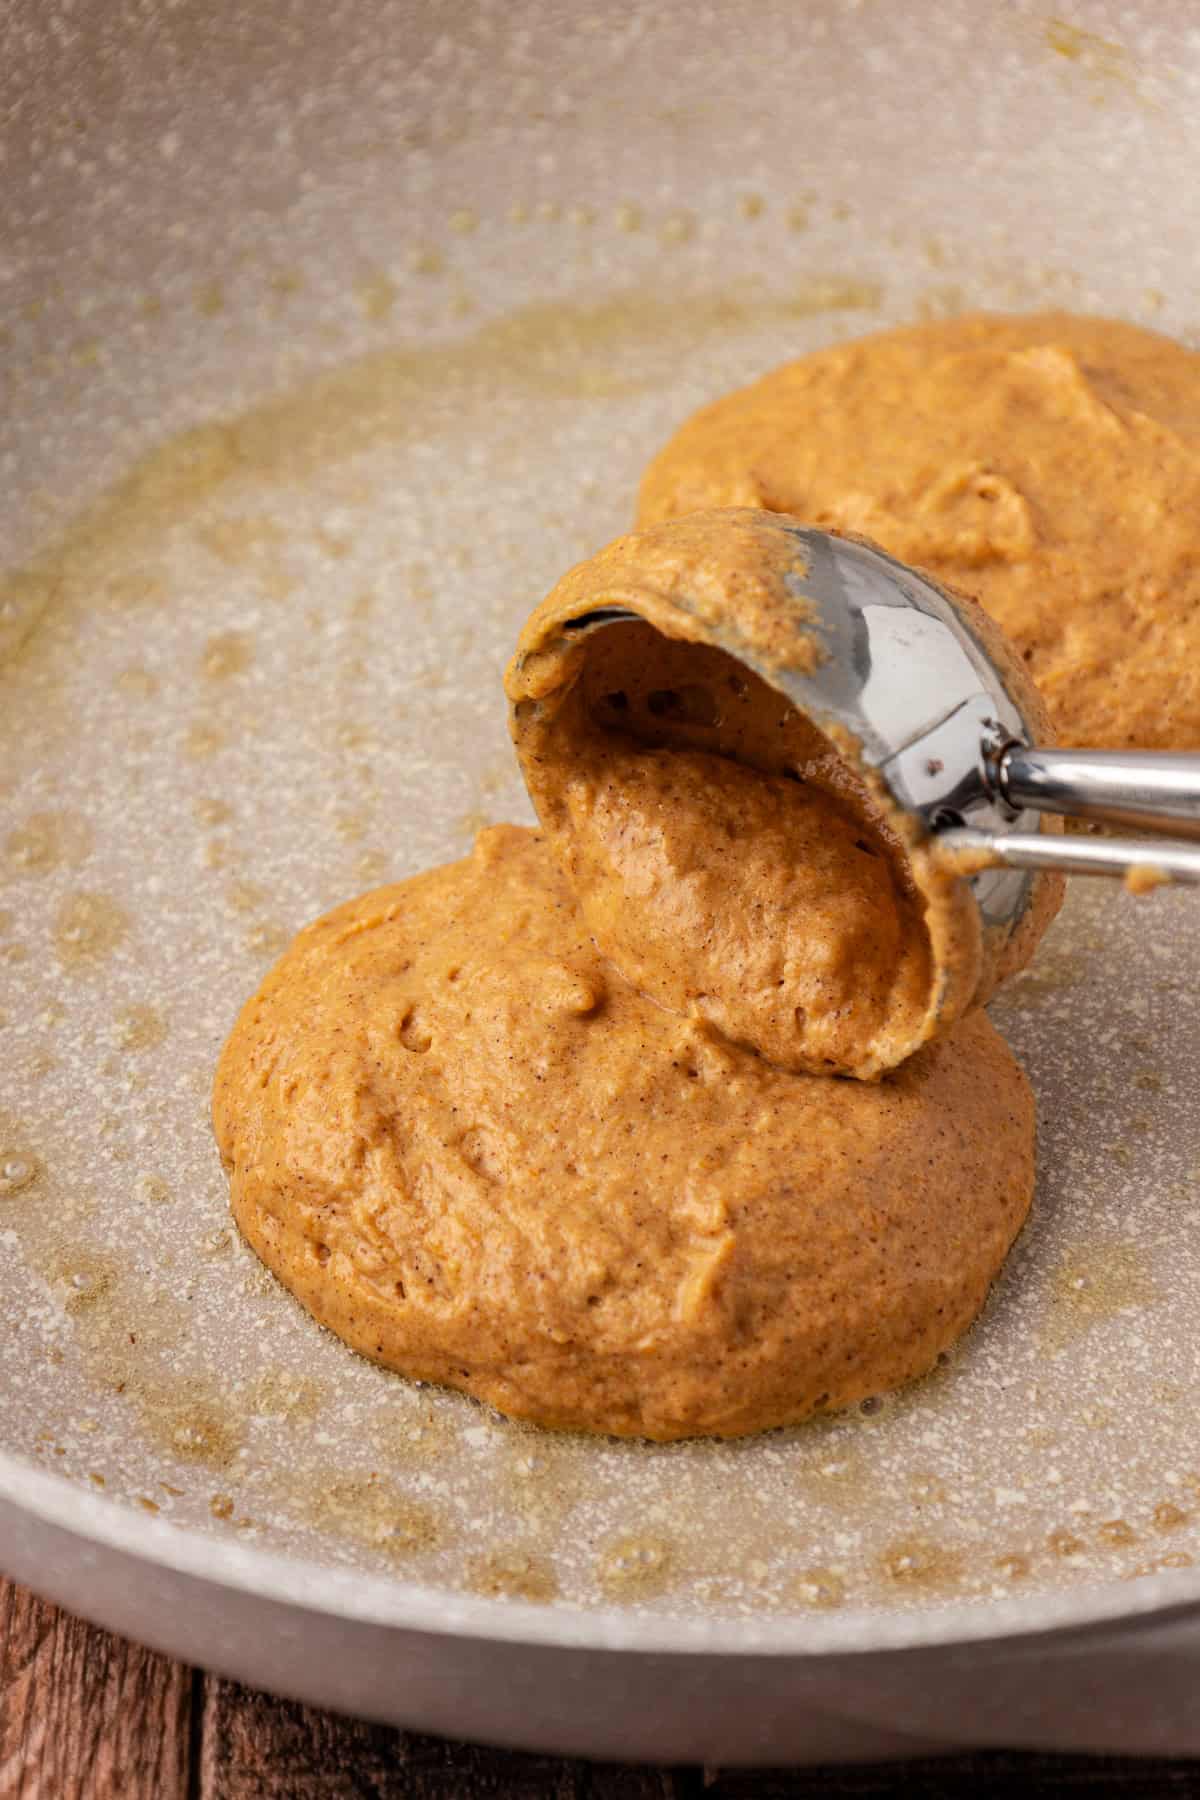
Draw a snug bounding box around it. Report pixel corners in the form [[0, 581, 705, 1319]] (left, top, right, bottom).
[[561, 525, 1200, 936]]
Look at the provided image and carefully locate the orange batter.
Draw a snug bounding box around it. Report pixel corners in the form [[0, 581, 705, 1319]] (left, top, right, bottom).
[[212, 322, 1111, 1437], [639, 311, 1200, 750], [213, 825, 1035, 1440], [508, 509, 1061, 1079]]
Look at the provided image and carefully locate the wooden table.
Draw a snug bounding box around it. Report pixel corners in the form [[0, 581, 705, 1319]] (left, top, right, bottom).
[[4, 1577, 1200, 1798]]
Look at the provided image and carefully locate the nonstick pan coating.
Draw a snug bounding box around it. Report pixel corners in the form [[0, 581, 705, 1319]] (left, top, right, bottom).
[[4, 0, 1200, 1759]]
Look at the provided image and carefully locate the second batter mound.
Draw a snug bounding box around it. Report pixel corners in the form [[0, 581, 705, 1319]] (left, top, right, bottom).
[[638, 311, 1200, 750]]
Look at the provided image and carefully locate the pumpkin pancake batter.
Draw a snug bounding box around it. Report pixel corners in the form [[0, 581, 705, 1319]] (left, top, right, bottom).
[[540, 736, 934, 1077], [638, 311, 1200, 751], [507, 508, 1062, 1079], [213, 825, 1035, 1441]]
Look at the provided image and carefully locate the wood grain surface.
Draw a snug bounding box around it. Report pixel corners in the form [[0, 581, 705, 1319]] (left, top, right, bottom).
[[4, 1576, 1200, 1798]]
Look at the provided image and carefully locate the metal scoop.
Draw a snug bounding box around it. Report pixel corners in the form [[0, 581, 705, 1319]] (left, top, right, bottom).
[[561, 525, 1200, 937]]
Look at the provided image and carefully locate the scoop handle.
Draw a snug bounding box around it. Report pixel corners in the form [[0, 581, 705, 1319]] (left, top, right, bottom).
[[940, 826, 1200, 887], [999, 746, 1200, 839]]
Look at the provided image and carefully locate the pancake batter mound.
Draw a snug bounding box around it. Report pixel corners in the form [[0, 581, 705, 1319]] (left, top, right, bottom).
[[638, 311, 1200, 751], [508, 508, 1062, 1079], [213, 826, 1035, 1441]]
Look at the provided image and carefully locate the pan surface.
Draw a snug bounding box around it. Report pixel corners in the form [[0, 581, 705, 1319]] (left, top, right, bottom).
[[4, 0, 1200, 1760]]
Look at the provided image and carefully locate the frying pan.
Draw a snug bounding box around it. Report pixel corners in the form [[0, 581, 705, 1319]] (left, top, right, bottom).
[[4, 0, 1200, 1763]]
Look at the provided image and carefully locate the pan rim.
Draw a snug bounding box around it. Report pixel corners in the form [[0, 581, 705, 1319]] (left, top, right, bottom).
[[5, 1447, 1199, 1660]]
